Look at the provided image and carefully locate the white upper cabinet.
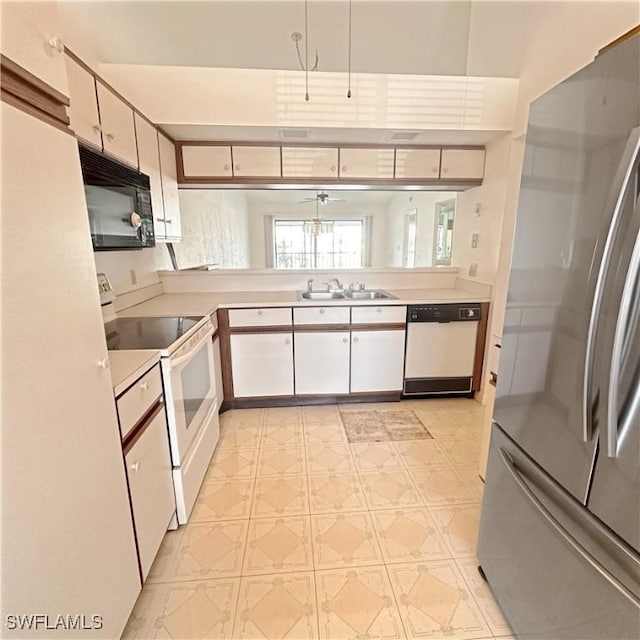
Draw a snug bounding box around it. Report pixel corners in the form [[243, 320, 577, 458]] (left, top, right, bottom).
[[232, 146, 281, 177], [1, 1, 69, 96], [65, 55, 102, 148], [440, 149, 485, 180], [158, 133, 182, 241], [339, 148, 395, 179], [282, 147, 339, 178], [182, 145, 232, 178], [395, 149, 441, 179], [134, 114, 165, 234], [96, 82, 138, 169]]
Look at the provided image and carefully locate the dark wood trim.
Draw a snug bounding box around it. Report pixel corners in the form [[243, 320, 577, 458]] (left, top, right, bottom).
[[350, 323, 406, 332], [223, 391, 402, 410], [178, 140, 484, 151], [217, 309, 235, 401], [122, 398, 164, 455], [598, 25, 640, 56], [472, 302, 490, 392], [0, 55, 71, 133], [229, 325, 293, 334], [293, 324, 351, 332]]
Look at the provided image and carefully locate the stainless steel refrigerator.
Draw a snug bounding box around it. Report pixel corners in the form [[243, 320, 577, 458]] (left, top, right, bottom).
[[478, 33, 640, 639]]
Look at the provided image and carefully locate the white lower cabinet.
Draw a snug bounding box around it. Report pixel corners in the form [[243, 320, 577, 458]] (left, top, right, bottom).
[[124, 406, 175, 580], [350, 330, 406, 392], [294, 332, 350, 395], [231, 332, 294, 397]]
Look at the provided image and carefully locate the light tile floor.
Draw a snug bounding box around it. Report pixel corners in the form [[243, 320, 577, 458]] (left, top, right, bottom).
[[123, 399, 514, 640]]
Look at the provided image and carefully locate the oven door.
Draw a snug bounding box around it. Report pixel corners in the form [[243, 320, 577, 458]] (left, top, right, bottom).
[[164, 327, 217, 465]]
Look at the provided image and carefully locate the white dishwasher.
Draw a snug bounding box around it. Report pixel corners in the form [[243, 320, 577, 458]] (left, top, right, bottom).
[[404, 303, 481, 396]]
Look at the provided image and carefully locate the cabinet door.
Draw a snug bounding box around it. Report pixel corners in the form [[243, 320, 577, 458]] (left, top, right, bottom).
[[135, 114, 166, 234], [158, 133, 182, 241], [351, 330, 406, 392], [232, 146, 281, 177], [182, 145, 232, 177], [2, 103, 140, 637], [96, 82, 138, 168], [395, 149, 441, 179], [230, 333, 293, 397], [440, 149, 485, 179], [294, 332, 350, 395], [1, 1, 69, 96], [282, 147, 339, 178], [339, 148, 394, 179], [125, 407, 175, 580], [65, 55, 102, 148]]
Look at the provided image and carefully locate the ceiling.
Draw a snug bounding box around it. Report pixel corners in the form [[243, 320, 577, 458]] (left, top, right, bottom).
[[58, 0, 556, 78]]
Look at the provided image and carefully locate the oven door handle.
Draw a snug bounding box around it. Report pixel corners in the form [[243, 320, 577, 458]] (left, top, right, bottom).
[[169, 328, 213, 370]]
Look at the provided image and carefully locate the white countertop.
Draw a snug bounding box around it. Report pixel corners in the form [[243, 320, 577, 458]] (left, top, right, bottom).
[[108, 350, 161, 397], [118, 288, 490, 318]]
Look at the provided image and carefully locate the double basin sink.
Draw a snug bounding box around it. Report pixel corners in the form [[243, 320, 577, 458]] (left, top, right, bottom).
[[299, 289, 396, 301]]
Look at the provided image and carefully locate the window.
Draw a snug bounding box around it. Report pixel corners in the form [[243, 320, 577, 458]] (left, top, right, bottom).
[[273, 219, 364, 269], [402, 209, 417, 267]]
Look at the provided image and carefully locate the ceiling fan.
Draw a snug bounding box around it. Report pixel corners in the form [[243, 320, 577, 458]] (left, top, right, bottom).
[[299, 191, 347, 206]]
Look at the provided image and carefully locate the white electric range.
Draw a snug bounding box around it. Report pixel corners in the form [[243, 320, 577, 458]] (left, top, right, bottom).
[[99, 275, 220, 524]]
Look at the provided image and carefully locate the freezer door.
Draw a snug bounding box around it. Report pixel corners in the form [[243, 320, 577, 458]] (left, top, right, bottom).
[[588, 196, 640, 551], [495, 34, 640, 502], [478, 425, 640, 639]]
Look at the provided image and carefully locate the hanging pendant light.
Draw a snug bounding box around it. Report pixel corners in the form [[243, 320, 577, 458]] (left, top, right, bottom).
[[303, 194, 334, 236]]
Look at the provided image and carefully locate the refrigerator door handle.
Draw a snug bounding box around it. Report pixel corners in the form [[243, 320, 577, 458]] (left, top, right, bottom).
[[583, 127, 640, 442], [606, 228, 640, 457], [498, 447, 640, 608]]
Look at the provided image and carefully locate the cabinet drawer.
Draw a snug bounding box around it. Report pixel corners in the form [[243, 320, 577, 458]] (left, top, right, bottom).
[[229, 307, 292, 328], [117, 365, 163, 440], [124, 406, 175, 580], [351, 305, 407, 325], [294, 306, 350, 325]]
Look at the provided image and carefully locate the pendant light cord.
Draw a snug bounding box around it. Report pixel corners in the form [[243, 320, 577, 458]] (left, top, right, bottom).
[[305, 0, 310, 101], [347, 0, 352, 98]]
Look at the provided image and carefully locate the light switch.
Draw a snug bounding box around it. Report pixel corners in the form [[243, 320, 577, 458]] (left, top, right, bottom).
[[469, 263, 478, 277], [471, 233, 479, 248]]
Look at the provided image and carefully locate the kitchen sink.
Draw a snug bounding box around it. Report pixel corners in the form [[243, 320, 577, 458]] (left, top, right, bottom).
[[343, 289, 396, 300], [299, 291, 346, 300]]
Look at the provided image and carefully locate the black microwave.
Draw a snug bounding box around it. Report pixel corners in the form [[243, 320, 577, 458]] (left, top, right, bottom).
[[79, 145, 155, 250]]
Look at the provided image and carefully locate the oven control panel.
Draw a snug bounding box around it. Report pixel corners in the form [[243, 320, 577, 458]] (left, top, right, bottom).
[[407, 303, 482, 323]]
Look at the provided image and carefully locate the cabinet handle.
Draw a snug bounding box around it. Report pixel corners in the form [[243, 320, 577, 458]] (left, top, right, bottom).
[[105, 133, 115, 141], [235, 164, 241, 170], [353, 336, 359, 343], [97, 356, 109, 369], [342, 337, 348, 343], [92, 124, 102, 134], [130, 460, 140, 472], [376, 307, 382, 313], [330, 166, 336, 172], [341, 165, 347, 172], [257, 310, 263, 316], [48, 36, 64, 53], [140, 381, 149, 391], [285, 338, 291, 345], [432, 167, 438, 173], [319, 308, 325, 314], [164, 219, 173, 224], [224, 164, 230, 171], [442, 167, 449, 173], [156, 217, 166, 223]]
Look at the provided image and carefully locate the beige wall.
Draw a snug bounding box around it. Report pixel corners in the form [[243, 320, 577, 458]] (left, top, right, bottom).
[[175, 190, 250, 269]]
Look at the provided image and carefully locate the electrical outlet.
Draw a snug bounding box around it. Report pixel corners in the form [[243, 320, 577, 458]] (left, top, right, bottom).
[[471, 233, 479, 248], [129, 269, 137, 286], [469, 262, 478, 277]]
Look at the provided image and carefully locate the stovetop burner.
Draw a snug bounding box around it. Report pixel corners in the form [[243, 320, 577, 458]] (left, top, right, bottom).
[[105, 316, 204, 351]]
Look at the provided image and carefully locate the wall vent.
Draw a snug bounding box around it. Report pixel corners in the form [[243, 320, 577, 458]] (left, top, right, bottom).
[[389, 130, 420, 141], [279, 128, 309, 139]]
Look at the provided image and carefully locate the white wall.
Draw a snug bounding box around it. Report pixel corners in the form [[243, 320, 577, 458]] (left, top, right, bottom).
[[453, 133, 512, 285], [176, 190, 250, 269], [246, 199, 389, 268], [385, 191, 456, 267]]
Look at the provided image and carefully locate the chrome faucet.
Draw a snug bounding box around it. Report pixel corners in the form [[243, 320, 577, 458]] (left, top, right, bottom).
[[348, 281, 366, 291], [307, 278, 314, 292]]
